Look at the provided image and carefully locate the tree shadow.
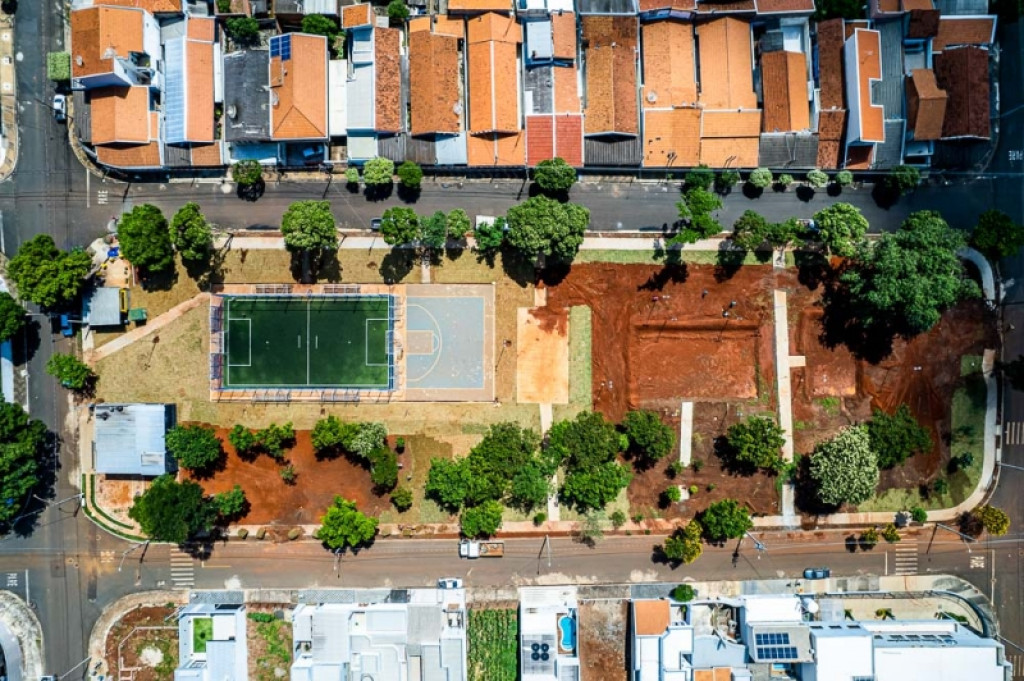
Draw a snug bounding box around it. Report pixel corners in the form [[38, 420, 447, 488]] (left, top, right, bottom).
[[15, 317, 42, 365], [818, 279, 898, 363], [317, 253, 343, 283], [364, 183, 394, 202], [794, 250, 833, 291], [7, 431, 61, 538], [346, 181, 360, 194], [538, 260, 572, 287], [139, 266, 177, 292], [715, 245, 747, 283], [742, 183, 764, 199], [379, 249, 415, 284], [396, 185, 421, 204], [872, 182, 900, 209], [499, 247, 537, 288], [0, 0, 17, 13], [638, 261, 688, 291], [187, 452, 230, 481], [712, 435, 758, 477], [845, 534, 859, 553], [795, 186, 816, 203], [792, 453, 841, 516], [236, 180, 265, 202], [827, 183, 843, 197], [772, 183, 788, 193]]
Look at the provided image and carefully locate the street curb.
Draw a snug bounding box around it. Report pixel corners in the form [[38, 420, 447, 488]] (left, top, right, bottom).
[[0, 590, 44, 681], [85, 590, 188, 678]]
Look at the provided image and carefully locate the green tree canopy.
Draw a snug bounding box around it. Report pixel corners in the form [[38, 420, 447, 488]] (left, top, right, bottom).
[[560, 461, 632, 512], [475, 217, 506, 253], [699, 499, 753, 541], [255, 422, 295, 459], [715, 170, 741, 194], [231, 160, 263, 187], [446, 209, 471, 238], [971, 209, 1024, 260], [840, 211, 978, 336], [809, 425, 879, 506], [369, 448, 399, 491], [0, 402, 47, 526], [317, 496, 379, 549], [812, 202, 869, 257], [387, 0, 410, 23], [380, 207, 419, 246], [349, 422, 387, 459], [533, 158, 577, 194], [166, 424, 223, 471], [732, 210, 769, 251], [885, 165, 920, 196], [806, 169, 829, 188], [397, 161, 423, 189], [363, 157, 395, 186], [281, 200, 338, 253], [725, 416, 786, 472], [419, 211, 449, 250], [548, 411, 621, 471], [47, 52, 71, 81], [228, 425, 257, 456], [425, 457, 471, 511], [225, 16, 260, 44], [508, 462, 551, 512], [662, 520, 703, 564], [213, 484, 247, 520], [835, 170, 854, 187], [170, 202, 213, 263], [128, 475, 215, 543], [8, 235, 92, 309], [673, 188, 723, 244], [45, 353, 95, 391], [0, 293, 26, 342], [867, 404, 932, 469], [118, 204, 174, 274], [391, 486, 413, 511], [622, 410, 676, 468], [684, 165, 714, 191], [748, 168, 773, 189], [505, 196, 589, 262], [463, 423, 542, 506], [975, 504, 1010, 536], [460, 499, 504, 537], [310, 415, 359, 455], [301, 13, 341, 39]]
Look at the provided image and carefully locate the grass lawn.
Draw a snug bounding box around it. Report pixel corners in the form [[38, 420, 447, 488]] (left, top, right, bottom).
[[193, 617, 213, 653], [467, 608, 518, 681], [249, 617, 292, 681], [553, 305, 593, 424], [575, 249, 795, 267]]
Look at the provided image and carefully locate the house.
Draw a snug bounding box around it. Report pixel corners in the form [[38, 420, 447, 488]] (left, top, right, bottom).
[[405, 16, 468, 165], [290, 588, 468, 681], [92, 403, 173, 477], [466, 12, 525, 166], [582, 16, 638, 138], [933, 45, 990, 139], [931, 15, 996, 51], [269, 33, 329, 165], [697, 17, 760, 167], [519, 587, 580, 681], [761, 51, 810, 133], [523, 10, 583, 166], [222, 48, 276, 162], [815, 18, 847, 169], [343, 5, 404, 162], [71, 5, 162, 91], [639, 20, 700, 167], [906, 68, 948, 141], [83, 286, 125, 327], [71, 0, 183, 16], [174, 603, 248, 681], [843, 27, 885, 168], [163, 17, 223, 167]]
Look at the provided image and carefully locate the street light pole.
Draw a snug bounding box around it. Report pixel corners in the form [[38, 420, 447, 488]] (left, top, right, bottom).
[[933, 523, 975, 553], [118, 540, 149, 572]]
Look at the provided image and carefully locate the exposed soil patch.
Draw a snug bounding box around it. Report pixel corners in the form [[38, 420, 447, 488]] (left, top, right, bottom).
[[246, 606, 293, 681], [103, 605, 179, 681], [578, 600, 628, 681]]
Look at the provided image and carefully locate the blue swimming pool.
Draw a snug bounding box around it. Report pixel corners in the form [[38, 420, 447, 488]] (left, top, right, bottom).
[[558, 615, 576, 653]]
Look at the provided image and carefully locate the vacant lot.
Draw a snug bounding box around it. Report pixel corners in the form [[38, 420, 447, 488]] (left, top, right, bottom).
[[103, 606, 179, 681], [579, 600, 628, 681]]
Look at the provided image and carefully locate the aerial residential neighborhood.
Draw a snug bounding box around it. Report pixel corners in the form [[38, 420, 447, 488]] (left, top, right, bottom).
[[2, 0, 1024, 680]]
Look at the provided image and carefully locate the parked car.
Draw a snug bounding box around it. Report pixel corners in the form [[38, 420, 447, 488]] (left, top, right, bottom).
[[438, 578, 463, 589], [370, 218, 382, 231], [52, 94, 66, 122], [803, 567, 831, 580], [796, 218, 817, 233]]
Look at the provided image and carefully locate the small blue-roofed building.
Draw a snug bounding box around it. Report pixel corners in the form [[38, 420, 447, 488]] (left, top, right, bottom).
[[93, 403, 173, 476], [174, 603, 248, 681]]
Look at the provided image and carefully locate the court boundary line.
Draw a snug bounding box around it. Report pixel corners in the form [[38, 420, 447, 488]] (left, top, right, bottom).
[[225, 318, 252, 367], [365, 318, 391, 367]]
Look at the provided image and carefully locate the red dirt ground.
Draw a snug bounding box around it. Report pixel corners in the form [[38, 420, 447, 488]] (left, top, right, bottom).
[[187, 428, 390, 525]]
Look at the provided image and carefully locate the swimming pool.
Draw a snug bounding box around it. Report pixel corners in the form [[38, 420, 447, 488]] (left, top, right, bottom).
[[558, 615, 576, 653]]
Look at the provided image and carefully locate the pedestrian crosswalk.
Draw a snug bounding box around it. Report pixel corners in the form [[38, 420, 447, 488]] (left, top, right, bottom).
[[893, 542, 919, 576], [1004, 421, 1024, 446], [169, 547, 195, 588], [1007, 653, 1023, 679]]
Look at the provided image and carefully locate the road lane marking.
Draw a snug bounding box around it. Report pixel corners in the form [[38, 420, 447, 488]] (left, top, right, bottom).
[[893, 543, 919, 576], [970, 554, 986, 569], [1004, 421, 1024, 445], [170, 548, 195, 587], [5, 572, 16, 587]]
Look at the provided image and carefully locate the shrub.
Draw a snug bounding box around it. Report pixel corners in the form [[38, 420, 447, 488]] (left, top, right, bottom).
[[533, 512, 547, 526], [835, 170, 854, 187], [345, 167, 360, 184], [225, 16, 260, 45], [666, 461, 683, 479], [232, 160, 263, 187], [534, 157, 577, 194], [47, 52, 71, 81], [688, 485, 699, 495], [395, 436, 406, 452], [216, 0, 232, 11], [391, 486, 413, 511], [362, 157, 395, 186], [610, 510, 627, 528], [672, 584, 695, 602], [806, 169, 829, 188], [747, 168, 773, 189], [685, 165, 714, 190], [691, 459, 704, 473], [387, 0, 410, 23], [933, 478, 949, 495], [777, 173, 794, 188], [369, 448, 399, 491], [248, 612, 276, 624], [287, 528, 302, 541], [975, 505, 1010, 536], [279, 465, 297, 484], [885, 165, 920, 195], [860, 527, 879, 549], [714, 170, 741, 194], [255, 527, 267, 540], [397, 161, 423, 189], [882, 523, 901, 543], [911, 507, 928, 523], [228, 425, 257, 456], [662, 486, 682, 504]]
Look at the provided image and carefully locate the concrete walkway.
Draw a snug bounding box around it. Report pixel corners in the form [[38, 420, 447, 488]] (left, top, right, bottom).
[[679, 401, 693, 467], [85, 292, 210, 364], [772, 290, 795, 461]]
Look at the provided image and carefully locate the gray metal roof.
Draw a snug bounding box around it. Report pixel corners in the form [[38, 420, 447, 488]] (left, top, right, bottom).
[[872, 119, 906, 168], [758, 133, 819, 168], [93, 404, 171, 476], [584, 136, 642, 166], [525, 65, 555, 115], [934, 0, 988, 14], [223, 50, 272, 143], [83, 286, 123, 327], [576, 0, 637, 14], [526, 19, 555, 61], [872, 20, 905, 121]]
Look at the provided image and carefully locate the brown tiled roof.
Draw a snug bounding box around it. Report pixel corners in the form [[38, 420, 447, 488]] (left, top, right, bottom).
[[934, 46, 990, 139], [933, 17, 995, 52], [526, 113, 583, 166], [554, 64, 581, 114], [467, 13, 521, 134], [816, 19, 845, 110], [641, 21, 697, 109], [342, 4, 373, 28], [637, 0, 696, 11], [642, 108, 700, 167], [695, 0, 757, 13], [71, 6, 145, 79], [817, 108, 846, 140], [97, 142, 162, 168], [845, 144, 874, 169], [375, 27, 403, 133], [434, 15, 467, 37], [582, 16, 638, 135], [849, 28, 884, 143], [409, 16, 432, 33], [697, 18, 756, 110], [409, 31, 461, 136], [90, 86, 151, 144], [761, 50, 810, 132], [756, 0, 814, 13], [907, 9, 941, 39], [94, 0, 180, 12], [906, 68, 947, 141], [527, 115, 554, 165], [448, 0, 512, 12], [634, 601, 671, 636], [551, 12, 576, 61], [873, 0, 900, 15], [901, 0, 933, 9], [189, 143, 224, 167], [187, 17, 215, 41], [555, 114, 584, 166], [467, 131, 526, 165], [700, 137, 758, 166], [844, 20, 869, 39], [270, 33, 328, 139], [701, 110, 761, 137], [817, 138, 842, 168], [186, 40, 215, 143]]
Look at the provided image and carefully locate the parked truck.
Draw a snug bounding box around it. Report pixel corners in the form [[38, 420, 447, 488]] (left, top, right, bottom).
[[459, 539, 504, 558]]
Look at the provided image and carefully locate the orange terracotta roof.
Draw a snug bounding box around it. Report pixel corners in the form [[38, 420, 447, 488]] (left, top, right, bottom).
[[932, 17, 995, 52], [553, 64, 581, 114], [638, 0, 697, 10], [94, 0, 180, 12], [697, 18, 756, 110], [554, 114, 583, 166], [409, 31, 461, 136], [71, 6, 145, 79], [634, 601, 671, 636], [757, 0, 814, 12], [448, 0, 512, 12], [189, 143, 224, 167], [90, 86, 152, 145], [695, 0, 757, 13], [901, 0, 933, 9], [97, 142, 162, 168], [409, 15, 432, 33], [467, 14, 521, 134], [270, 33, 328, 140], [187, 16, 215, 41], [817, 19, 845, 110], [342, 4, 374, 28], [526, 115, 582, 166], [551, 12, 576, 61], [850, 28, 884, 143], [817, 108, 846, 140], [906, 68, 947, 141], [934, 46, 990, 139], [874, 0, 900, 14], [700, 136, 759, 167], [642, 21, 697, 109], [186, 39, 215, 142], [467, 131, 526, 165], [701, 110, 761, 137], [375, 27, 402, 133], [642, 108, 700, 167], [761, 50, 810, 132], [526, 115, 554, 165], [582, 16, 638, 135], [434, 15, 467, 38]]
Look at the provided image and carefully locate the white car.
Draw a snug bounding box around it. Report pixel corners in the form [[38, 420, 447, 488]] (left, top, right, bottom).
[[52, 94, 67, 122], [438, 578, 463, 589]]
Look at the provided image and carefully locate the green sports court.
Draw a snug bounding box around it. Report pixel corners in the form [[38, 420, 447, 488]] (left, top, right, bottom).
[[222, 295, 393, 389]]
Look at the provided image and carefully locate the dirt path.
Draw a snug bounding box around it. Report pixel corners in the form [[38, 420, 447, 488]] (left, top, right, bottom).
[[86, 292, 210, 364]]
